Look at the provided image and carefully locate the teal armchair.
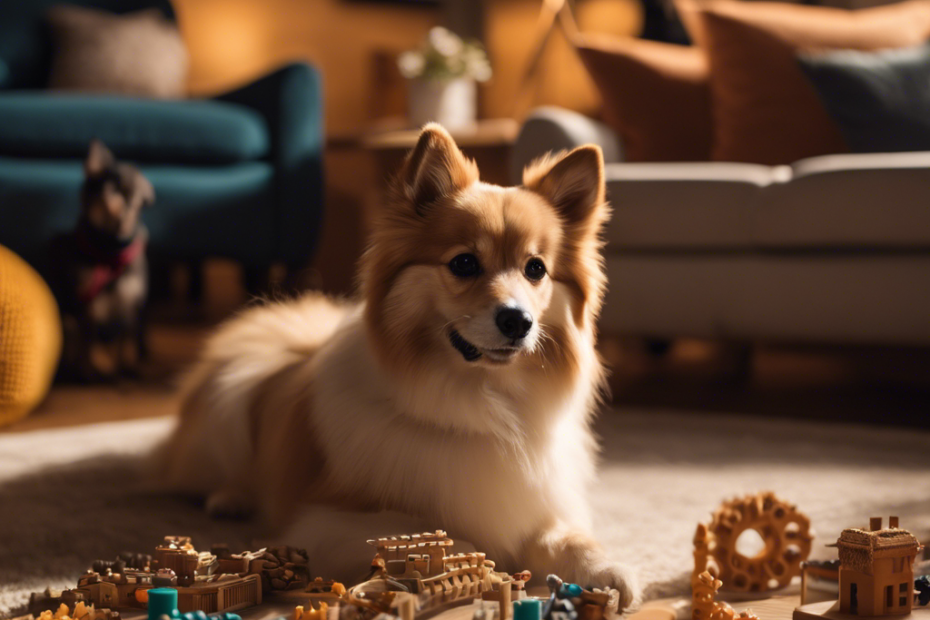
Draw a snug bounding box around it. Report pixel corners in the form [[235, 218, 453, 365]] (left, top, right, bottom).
[[0, 0, 324, 286]]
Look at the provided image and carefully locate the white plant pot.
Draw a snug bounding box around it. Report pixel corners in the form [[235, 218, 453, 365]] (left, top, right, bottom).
[[407, 77, 476, 131]]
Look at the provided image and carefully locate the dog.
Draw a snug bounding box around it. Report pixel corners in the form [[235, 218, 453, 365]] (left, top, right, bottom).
[[51, 140, 154, 379], [156, 124, 637, 608]]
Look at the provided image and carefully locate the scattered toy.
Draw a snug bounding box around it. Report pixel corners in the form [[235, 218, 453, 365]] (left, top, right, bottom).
[[694, 491, 813, 593], [212, 545, 310, 593], [17, 601, 120, 620], [360, 531, 515, 620], [511, 572, 532, 601], [514, 599, 542, 620], [835, 517, 921, 616], [915, 576, 930, 607], [305, 578, 347, 610], [542, 574, 617, 620], [691, 571, 759, 620], [793, 516, 927, 620], [800, 560, 840, 605], [294, 603, 329, 620]]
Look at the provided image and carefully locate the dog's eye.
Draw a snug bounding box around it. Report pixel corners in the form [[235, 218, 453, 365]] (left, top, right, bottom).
[[525, 258, 547, 281], [449, 253, 480, 278]]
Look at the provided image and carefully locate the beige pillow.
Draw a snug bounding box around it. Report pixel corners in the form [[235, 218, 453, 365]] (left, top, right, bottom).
[[46, 5, 188, 99]]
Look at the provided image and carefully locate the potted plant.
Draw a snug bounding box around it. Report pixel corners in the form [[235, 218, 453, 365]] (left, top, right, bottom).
[[398, 27, 492, 130]]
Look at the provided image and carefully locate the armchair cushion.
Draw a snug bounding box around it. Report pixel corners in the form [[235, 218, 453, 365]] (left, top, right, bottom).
[[0, 93, 269, 164], [45, 4, 188, 98]]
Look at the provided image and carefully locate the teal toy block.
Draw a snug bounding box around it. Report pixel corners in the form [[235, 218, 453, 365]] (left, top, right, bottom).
[[514, 598, 542, 620], [147, 588, 179, 620]]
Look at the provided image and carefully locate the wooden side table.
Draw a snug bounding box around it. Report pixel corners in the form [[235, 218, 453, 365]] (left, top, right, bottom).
[[360, 119, 520, 228], [363, 118, 519, 186]]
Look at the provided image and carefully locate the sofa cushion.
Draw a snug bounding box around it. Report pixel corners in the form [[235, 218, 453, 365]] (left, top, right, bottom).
[[573, 35, 713, 162], [754, 152, 930, 248], [0, 94, 269, 164], [690, 0, 930, 165], [604, 162, 787, 249], [799, 43, 930, 154]]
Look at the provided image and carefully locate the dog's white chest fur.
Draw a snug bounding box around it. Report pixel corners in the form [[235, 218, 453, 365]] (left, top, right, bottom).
[[310, 309, 595, 562]]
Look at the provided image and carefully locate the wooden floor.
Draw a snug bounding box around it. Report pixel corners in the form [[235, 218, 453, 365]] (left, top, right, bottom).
[[4, 260, 929, 433]]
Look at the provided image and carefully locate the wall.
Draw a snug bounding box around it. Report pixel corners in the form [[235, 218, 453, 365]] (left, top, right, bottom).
[[174, 0, 439, 135], [170, 0, 641, 293]]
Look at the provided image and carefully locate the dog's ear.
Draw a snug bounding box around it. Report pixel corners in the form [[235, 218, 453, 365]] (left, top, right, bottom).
[[135, 171, 155, 208], [85, 139, 115, 177], [401, 123, 478, 214], [523, 145, 606, 225]]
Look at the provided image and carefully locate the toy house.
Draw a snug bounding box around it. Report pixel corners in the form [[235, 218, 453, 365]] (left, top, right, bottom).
[[835, 517, 922, 617]]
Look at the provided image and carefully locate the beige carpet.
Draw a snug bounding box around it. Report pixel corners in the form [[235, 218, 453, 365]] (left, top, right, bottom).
[[1, 410, 929, 618]]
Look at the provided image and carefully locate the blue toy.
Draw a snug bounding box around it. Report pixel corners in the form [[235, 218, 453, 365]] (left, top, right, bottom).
[[916, 576, 930, 607]]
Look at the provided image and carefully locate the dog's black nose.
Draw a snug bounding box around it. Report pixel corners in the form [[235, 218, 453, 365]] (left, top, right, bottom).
[[495, 307, 533, 340]]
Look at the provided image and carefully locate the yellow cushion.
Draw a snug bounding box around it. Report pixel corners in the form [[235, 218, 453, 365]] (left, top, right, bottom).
[[0, 245, 62, 427]]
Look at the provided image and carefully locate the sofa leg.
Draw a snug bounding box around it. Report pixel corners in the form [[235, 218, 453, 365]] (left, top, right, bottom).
[[722, 343, 754, 385]]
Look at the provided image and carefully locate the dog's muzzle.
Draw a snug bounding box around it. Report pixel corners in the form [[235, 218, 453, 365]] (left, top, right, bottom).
[[449, 330, 481, 362]]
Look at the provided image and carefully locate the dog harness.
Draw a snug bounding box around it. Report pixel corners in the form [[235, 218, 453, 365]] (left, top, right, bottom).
[[74, 229, 146, 304]]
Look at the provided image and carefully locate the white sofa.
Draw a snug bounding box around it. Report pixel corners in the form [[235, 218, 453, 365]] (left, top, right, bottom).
[[513, 107, 930, 346]]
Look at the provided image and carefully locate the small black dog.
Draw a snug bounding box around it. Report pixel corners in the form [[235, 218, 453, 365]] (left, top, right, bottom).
[[51, 140, 155, 380]]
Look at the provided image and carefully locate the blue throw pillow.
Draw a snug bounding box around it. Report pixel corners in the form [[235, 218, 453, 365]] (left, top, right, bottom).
[[798, 43, 930, 153]]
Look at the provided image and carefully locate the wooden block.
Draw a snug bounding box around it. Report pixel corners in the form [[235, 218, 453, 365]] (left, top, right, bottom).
[[794, 601, 930, 620]]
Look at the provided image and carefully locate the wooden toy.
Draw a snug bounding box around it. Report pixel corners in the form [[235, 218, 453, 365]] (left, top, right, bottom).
[[75, 569, 154, 608], [172, 574, 262, 614], [50, 537, 263, 616], [294, 603, 329, 620], [694, 491, 813, 593], [14, 601, 121, 620], [355, 531, 516, 620], [342, 587, 418, 620], [211, 545, 310, 593], [834, 517, 921, 616], [93, 554, 152, 576], [691, 571, 760, 620], [801, 561, 841, 605], [794, 517, 928, 620], [511, 572, 532, 601], [305, 578, 347, 609], [542, 574, 618, 620], [367, 531, 455, 578], [29, 589, 71, 615]]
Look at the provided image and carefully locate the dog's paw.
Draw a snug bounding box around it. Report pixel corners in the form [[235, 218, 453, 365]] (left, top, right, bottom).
[[583, 560, 640, 612], [205, 489, 253, 520]]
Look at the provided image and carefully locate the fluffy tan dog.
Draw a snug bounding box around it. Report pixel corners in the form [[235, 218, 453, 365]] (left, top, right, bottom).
[[157, 124, 636, 607]]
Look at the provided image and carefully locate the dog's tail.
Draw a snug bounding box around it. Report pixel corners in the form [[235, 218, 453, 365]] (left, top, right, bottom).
[[149, 292, 352, 496]]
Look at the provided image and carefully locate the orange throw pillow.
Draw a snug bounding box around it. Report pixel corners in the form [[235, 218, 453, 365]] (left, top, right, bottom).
[[694, 0, 930, 164], [574, 34, 712, 162]]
